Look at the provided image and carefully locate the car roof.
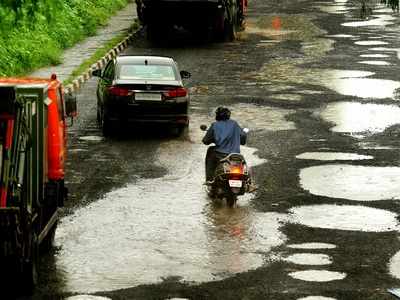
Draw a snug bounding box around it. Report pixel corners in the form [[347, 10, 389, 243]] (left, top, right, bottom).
[[116, 55, 175, 66]]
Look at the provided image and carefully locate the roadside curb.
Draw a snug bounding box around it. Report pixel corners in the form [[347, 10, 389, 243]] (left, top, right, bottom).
[[64, 29, 140, 95]]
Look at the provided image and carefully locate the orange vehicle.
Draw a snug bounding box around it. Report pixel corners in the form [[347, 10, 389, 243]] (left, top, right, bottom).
[[0, 74, 76, 292]]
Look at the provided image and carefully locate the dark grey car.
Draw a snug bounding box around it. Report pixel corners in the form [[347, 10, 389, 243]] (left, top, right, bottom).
[[92, 55, 191, 136]]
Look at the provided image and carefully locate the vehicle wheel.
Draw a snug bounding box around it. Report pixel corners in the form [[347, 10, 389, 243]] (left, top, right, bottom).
[[224, 19, 237, 42], [41, 222, 57, 253], [101, 110, 112, 137], [22, 233, 38, 293], [226, 195, 236, 207], [97, 106, 101, 124], [175, 123, 189, 137]]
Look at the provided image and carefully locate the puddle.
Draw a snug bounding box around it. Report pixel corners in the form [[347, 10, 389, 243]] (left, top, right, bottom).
[[288, 270, 346, 282], [66, 296, 111, 300], [224, 103, 296, 131], [358, 60, 390, 65], [289, 204, 399, 232], [342, 14, 396, 27], [246, 15, 325, 41], [326, 34, 355, 38], [355, 40, 389, 46], [323, 77, 400, 99], [287, 243, 337, 250], [297, 90, 325, 95], [300, 164, 400, 201], [269, 93, 304, 102], [69, 148, 89, 153], [296, 152, 373, 161], [389, 250, 400, 280], [315, 4, 348, 14], [318, 102, 400, 134], [55, 126, 288, 292], [297, 297, 337, 300], [246, 62, 399, 99], [284, 253, 332, 265], [79, 136, 104, 142], [360, 54, 390, 58], [358, 142, 397, 150]]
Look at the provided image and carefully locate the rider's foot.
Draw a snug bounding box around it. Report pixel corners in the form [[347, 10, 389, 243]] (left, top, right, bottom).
[[247, 183, 258, 193]]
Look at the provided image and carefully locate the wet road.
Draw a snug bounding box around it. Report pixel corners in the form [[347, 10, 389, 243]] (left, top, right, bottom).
[[29, 0, 400, 299]]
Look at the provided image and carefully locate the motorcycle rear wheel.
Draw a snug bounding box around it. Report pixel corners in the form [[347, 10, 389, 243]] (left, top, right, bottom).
[[226, 195, 237, 207]]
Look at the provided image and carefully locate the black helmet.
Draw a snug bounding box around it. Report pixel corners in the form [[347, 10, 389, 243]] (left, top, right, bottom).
[[215, 107, 231, 121]]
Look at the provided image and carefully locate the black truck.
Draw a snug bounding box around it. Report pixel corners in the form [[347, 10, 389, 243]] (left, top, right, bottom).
[[136, 0, 247, 41]]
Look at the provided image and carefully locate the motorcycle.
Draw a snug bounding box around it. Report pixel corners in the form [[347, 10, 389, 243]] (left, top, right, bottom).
[[200, 125, 252, 207]]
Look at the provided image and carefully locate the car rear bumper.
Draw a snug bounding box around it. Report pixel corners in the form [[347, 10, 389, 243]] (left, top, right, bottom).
[[105, 101, 189, 125]]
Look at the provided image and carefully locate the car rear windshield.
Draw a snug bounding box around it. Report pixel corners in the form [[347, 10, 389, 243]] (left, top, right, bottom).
[[118, 64, 178, 81]]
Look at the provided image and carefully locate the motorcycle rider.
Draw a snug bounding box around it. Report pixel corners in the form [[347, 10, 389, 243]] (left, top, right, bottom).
[[202, 107, 247, 183]]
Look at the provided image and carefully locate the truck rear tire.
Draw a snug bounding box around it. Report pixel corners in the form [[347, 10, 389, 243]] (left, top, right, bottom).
[[22, 233, 38, 293], [41, 222, 57, 252], [225, 19, 237, 42]]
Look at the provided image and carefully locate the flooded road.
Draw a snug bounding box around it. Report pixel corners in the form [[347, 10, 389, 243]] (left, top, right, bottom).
[[30, 0, 400, 299]]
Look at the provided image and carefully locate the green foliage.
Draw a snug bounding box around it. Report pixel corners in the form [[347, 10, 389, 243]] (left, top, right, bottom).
[[0, 0, 129, 76]]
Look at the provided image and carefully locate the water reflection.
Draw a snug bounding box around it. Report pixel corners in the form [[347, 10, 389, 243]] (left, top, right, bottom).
[[78, 136, 104, 142], [389, 249, 400, 280], [289, 204, 399, 231], [288, 270, 346, 282], [297, 296, 337, 300], [359, 54, 390, 58], [287, 243, 336, 250], [296, 152, 373, 161], [300, 164, 400, 201], [355, 40, 389, 46], [284, 253, 332, 265], [323, 77, 400, 99], [318, 102, 400, 134], [358, 60, 390, 65], [66, 296, 112, 300], [342, 14, 395, 27]]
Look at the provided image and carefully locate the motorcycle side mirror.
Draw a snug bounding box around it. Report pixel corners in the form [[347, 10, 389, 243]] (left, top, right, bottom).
[[200, 124, 207, 131], [92, 69, 102, 77], [243, 128, 249, 133]]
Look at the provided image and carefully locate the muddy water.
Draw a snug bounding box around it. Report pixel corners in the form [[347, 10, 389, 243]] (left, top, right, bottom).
[[300, 164, 400, 201], [289, 204, 399, 231], [55, 108, 294, 293], [318, 102, 400, 134]]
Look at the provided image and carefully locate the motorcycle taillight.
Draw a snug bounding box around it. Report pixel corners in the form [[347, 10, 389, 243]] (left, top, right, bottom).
[[230, 165, 244, 175]]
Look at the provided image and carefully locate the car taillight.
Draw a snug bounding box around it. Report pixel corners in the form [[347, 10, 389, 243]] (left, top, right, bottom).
[[108, 86, 132, 96], [163, 87, 187, 99]]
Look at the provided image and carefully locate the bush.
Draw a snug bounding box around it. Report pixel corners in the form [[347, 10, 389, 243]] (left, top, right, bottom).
[[0, 0, 129, 76]]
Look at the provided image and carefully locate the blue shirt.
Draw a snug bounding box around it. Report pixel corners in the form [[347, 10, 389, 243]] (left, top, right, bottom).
[[202, 119, 247, 154]]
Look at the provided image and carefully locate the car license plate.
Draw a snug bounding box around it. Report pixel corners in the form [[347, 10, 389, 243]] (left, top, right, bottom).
[[135, 93, 162, 101], [229, 180, 242, 188]]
